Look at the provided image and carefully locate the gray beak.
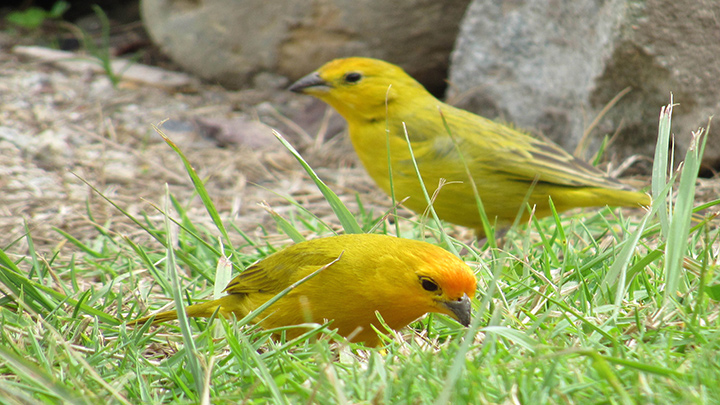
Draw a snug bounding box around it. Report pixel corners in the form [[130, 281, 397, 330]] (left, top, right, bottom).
[[443, 293, 472, 327], [288, 72, 329, 93]]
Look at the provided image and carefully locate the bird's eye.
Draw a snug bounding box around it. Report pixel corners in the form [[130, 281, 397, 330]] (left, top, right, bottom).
[[420, 277, 439, 292], [344, 72, 362, 83]]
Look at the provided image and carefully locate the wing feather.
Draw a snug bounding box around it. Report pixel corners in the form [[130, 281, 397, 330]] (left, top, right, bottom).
[[223, 248, 341, 295], [403, 104, 631, 191]]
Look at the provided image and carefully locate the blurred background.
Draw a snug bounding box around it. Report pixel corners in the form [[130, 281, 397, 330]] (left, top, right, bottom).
[[1, 0, 718, 250], [2, 0, 719, 174]]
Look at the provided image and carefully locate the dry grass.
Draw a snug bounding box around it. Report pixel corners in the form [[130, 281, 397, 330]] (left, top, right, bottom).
[[0, 48, 396, 257]]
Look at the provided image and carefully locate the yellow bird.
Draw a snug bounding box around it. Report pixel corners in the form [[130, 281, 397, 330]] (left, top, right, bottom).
[[289, 57, 650, 236], [128, 234, 476, 347]]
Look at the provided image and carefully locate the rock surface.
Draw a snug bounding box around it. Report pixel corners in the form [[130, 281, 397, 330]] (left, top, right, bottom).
[[141, 0, 471, 94], [449, 0, 719, 170]]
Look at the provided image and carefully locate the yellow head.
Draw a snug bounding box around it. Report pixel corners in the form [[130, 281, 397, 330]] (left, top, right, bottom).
[[289, 57, 433, 122]]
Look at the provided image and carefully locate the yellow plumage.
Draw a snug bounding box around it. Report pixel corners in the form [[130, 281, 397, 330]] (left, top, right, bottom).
[[290, 57, 651, 236], [128, 234, 476, 347]]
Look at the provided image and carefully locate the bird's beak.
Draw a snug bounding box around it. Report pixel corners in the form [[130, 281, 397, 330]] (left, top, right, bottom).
[[442, 293, 472, 327], [289, 72, 330, 93]]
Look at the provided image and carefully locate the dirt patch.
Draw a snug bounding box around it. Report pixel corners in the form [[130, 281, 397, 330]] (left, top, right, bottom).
[[0, 37, 400, 257]]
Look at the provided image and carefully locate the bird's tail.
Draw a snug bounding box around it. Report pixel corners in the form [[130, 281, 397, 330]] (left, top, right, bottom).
[[126, 295, 243, 326], [556, 187, 651, 210], [593, 188, 652, 208]]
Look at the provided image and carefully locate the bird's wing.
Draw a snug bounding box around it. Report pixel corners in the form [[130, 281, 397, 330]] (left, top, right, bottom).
[[440, 107, 631, 190], [223, 248, 342, 295]]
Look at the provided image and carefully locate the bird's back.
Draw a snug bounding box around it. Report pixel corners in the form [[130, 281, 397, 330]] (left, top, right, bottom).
[[348, 93, 649, 231]]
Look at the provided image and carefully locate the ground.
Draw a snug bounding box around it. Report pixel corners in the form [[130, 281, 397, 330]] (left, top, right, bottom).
[[0, 19, 717, 261], [2, 13, 720, 403], [0, 31, 401, 257]]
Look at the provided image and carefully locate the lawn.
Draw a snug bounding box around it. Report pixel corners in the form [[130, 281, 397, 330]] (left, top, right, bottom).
[[1, 103, 718, 404]]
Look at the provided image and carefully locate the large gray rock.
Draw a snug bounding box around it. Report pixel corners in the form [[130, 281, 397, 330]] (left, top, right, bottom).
[[141, 0, 471, 94], [449, 0, 720, 170]]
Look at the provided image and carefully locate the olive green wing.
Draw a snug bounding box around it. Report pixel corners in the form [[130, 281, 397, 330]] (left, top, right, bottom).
[[439, 105, 633, 190]]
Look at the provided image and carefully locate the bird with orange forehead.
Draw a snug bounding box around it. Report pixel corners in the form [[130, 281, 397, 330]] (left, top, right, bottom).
[[129, 234, 477, 347]]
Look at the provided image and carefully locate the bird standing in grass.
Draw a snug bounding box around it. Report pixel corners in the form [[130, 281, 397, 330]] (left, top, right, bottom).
[[289, 57, 650, 236], [128, 234, 476, 347]]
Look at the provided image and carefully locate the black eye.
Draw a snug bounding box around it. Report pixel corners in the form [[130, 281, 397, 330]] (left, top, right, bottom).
[[344, 72, 362, 83], [420, 277, 439, 292]]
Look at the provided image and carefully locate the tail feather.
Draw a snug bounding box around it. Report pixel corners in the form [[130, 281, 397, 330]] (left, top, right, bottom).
[[126, 295, 246, 326], [592, 188, 651, 208], [554, 188, 651, 210], [126, 309, 180, 326]]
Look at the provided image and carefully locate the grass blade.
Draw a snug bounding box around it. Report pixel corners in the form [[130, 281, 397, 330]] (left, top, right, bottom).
[[663, 124, 708, 305], [652, 100, 673, 236], [273, 129, 362, 234], [163, 185, 204, 395], [153, 124, 233, 248]]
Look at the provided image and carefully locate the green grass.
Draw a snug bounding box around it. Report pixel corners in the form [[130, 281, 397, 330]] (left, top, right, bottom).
[[1, 104, 719, 404]]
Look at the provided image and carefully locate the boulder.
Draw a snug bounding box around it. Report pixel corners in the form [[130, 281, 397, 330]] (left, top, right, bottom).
[[141, 0, 471, 94], [449, 0, 720, 170]]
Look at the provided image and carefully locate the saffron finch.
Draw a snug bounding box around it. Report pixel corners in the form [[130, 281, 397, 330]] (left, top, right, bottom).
[[128, 234, 476, 346], [289, 57, 650, 236]]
